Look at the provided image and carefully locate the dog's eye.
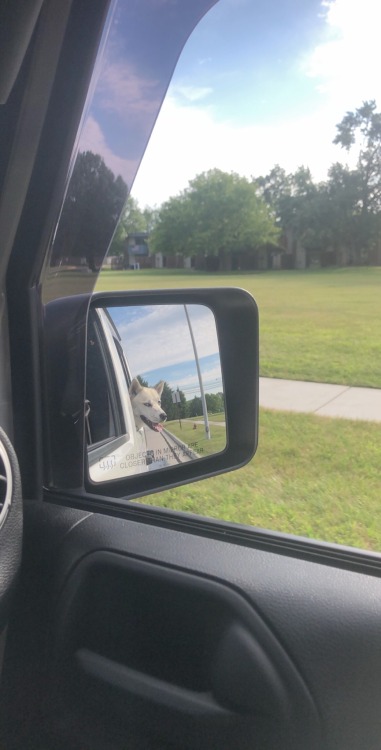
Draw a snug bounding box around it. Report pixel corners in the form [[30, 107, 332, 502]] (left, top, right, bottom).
[[158, 400, 161, 405], [144, 402, 152, 407]]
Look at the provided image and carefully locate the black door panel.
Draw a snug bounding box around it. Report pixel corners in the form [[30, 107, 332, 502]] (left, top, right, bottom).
[[51, 550, 319, 749], [3, 500, 381, 749]]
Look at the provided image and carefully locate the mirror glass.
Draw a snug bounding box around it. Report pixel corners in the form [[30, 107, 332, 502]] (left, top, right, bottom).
[[86, 303, 225, 482]]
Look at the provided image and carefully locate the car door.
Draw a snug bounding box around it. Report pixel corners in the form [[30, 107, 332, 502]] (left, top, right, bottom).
[[1, 2, 381, 750]]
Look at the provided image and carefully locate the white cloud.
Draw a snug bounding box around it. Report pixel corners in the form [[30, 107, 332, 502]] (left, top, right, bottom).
[[172, 85, 213, 102], [305, 0, 381, 108], [79, 60, 162, 189], [98, 62, 160, 121], [81, 114, 138, 184]]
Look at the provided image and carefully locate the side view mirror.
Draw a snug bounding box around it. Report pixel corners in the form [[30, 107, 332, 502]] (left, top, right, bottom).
[[43, 288, 258, 506]]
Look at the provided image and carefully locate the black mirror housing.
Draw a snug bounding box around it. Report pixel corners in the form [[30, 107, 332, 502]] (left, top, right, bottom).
[[43, 288, 258, 506]]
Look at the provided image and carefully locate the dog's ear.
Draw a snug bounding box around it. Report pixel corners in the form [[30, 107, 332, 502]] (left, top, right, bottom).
[[154, 381, 164, 397], [129, 377, 142, 397]]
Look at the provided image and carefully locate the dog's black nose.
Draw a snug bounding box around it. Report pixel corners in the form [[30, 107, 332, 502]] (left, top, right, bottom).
[[160, 413, 167, 421]]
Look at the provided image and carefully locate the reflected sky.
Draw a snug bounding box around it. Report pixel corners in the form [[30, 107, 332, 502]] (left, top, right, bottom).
[[109, 304, 223, 397]]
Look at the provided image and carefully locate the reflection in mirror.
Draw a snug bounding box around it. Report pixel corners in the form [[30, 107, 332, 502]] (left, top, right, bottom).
[[86, 304, 225, 482]]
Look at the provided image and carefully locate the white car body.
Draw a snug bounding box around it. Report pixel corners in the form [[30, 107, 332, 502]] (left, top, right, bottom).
[[87, 308, 150, 482]]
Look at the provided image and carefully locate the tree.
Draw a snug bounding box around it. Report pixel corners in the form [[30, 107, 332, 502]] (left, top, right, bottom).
[[160, 382, 177, 421], [334, 100, 381, 262], [142, 206, 160, 233], [256, 165, 293, 229], [187, 396, 203, 418], [322, 163, 362, 264], [149, 193, 190, 257], [205, 392, 224, 413], [53, 151, 128, 271], [150, 169, 279, 270], [257, 165, 324, 266], [157, 382, 187, 421], [255, 102, 381, 267], [110, 195, 147, 256], [334, 100, 381, 213]]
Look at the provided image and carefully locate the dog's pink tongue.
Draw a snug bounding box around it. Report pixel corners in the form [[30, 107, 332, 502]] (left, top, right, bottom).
[[155, 423, 163, 432]]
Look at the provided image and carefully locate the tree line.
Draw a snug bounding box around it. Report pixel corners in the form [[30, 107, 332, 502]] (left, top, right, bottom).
[[113, 100, 381, 269], [51, 101, 381, 271]]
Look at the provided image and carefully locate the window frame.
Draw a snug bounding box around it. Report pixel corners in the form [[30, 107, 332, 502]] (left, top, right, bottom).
[[86, 308, 126, 456]]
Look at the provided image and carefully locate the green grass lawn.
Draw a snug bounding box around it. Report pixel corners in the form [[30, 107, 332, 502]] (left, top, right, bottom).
[[166, 416, 226, 457], [97, 266, 381, 387], [137, 408, 381, 552], [96, 267, 381, 552], [202, 412, 226, 422]]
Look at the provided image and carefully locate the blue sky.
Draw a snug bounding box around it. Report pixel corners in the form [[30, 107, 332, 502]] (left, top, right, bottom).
[[130, 0, 381, 206]]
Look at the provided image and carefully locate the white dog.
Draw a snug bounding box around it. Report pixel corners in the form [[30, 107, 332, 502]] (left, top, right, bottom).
[[129, 378, 167, 433]]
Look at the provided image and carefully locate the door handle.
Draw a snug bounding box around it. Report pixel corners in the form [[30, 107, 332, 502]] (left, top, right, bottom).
[[76, 648, 233, 718], [76, 621, 290, 720]]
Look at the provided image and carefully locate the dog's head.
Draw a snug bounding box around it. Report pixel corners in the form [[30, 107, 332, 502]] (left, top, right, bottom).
[[129, 378, 167, 432]]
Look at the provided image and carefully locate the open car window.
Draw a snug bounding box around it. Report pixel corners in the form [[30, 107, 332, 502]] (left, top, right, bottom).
[[86, 309, 125, 449]]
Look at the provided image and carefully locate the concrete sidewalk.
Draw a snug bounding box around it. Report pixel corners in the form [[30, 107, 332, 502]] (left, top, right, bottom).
[[259, 377, 381, 422]]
